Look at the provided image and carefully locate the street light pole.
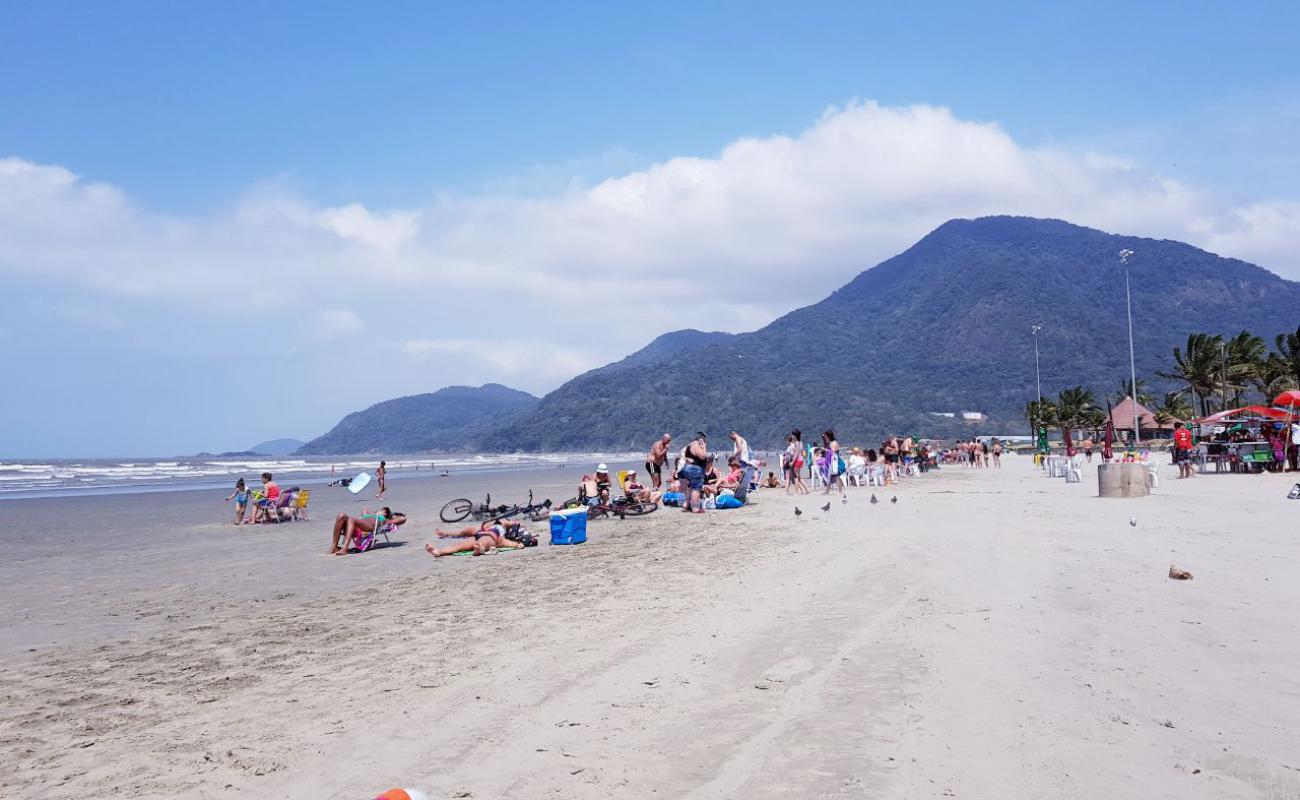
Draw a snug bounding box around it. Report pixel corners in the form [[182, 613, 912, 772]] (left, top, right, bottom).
[[1032, 325, 1043, 404], [1120, 249, 1139, 445]]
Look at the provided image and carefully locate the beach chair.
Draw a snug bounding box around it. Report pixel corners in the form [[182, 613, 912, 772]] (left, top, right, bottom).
[[1146, 461, 1160, 488], [355, 519, 398, 553], [1066, 453, 1084, 483], [291, 489, 311, 521], [866, 464, 883, 487]]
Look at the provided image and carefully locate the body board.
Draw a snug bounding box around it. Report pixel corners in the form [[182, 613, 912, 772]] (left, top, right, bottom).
[[348, 471, 372, 495]]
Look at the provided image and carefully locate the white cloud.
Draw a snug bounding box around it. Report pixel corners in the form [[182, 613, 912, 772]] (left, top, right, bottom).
[[1, 101, 1299, 395], [299, 309, 365, 344], [402, 338, 598, 386]]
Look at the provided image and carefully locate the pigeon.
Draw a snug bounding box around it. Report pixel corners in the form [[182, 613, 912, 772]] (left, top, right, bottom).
[[890, 496, 898, 504], [820, 502, 831, 512], [1129, 516, 1137, 527], [794, 507, 802, 517], [841, 497, 848, 505], [870, 494, 878, 505]]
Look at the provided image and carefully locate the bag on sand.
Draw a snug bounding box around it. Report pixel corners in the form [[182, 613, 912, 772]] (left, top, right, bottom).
[[1288, 483, 1300, 500]]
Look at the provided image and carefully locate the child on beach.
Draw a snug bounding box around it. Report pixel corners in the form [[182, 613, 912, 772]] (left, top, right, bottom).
[[225, 479, 250, 525]]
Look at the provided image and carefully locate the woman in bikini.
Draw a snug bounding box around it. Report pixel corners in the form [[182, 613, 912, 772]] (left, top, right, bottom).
[[425, 519, 525, 557], [328, 507, 406, 554]]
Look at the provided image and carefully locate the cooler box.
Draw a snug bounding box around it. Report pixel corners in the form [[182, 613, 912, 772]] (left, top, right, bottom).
[[549, 507, 588, 545]]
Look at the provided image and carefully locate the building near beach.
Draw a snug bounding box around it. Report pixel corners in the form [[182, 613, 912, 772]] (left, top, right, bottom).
[[1109, 397, 1175, 440]]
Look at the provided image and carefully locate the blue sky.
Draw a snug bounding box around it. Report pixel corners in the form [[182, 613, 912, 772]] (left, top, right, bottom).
[[2, 2, 1299, 456]]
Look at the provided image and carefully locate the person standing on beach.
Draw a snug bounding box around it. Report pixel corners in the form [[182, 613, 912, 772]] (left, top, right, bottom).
[[1289, 418, 1300, 472], [786, 430, 809, 494], [821, 430, 845, 497], [1173, 422, 1194, 479], [646, 433, 672, 490], [992, 439, 1003, 467], [225, 478, 250, 525], [728, 430, 757, 502], [679, 432, 709, 513], [376, 460, 387, 499]]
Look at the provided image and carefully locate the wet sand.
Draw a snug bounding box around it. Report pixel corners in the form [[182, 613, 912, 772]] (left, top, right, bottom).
[[2, 457, 1298, 799]]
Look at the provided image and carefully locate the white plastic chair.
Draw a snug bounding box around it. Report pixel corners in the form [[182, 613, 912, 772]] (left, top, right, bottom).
[[1147, 461, 1160, 488], [1066, 453, 1084, 483]]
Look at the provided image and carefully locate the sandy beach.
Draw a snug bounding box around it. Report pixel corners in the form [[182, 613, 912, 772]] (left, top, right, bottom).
[[2, 457, 1299, 799]]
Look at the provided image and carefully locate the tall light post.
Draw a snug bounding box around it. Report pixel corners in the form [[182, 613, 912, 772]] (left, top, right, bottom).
[[1032, 325, 1043, 404], [1031, 324, 1043, 445], [1120, 248, 1139, 444]]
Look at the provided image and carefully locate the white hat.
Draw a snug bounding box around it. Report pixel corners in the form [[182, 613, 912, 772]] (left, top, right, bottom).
[[597, 463, 608, 472]]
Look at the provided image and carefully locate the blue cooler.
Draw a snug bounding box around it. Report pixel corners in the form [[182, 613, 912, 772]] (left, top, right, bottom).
[[549, 507, 588, 545]]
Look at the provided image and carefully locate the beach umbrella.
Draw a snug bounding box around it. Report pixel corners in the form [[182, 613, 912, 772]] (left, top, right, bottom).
[[1273, 390, 1300, 408], [1274, 390, 1300, 424]]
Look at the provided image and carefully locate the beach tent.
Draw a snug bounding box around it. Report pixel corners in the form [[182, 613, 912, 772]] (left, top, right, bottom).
[[1193, 405, 1295, 425]]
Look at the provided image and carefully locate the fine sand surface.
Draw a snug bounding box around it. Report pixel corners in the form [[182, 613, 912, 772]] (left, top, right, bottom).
[[2, 457, 1299, 799]]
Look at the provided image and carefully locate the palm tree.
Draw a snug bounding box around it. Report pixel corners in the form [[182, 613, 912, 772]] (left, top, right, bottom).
[[1158, 392, 1193, 421], [1223, 330, 1267, 406], [1271, 325, 1300, 394], [1055, 386, 1098, 453], [1115, 378, 1155, 407], [1161, 333, 1224, 416], [1080, 407, 1107, 439]]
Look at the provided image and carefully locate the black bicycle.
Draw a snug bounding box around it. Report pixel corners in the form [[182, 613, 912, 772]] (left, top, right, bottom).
[[439, 490, 551, 523], [561, 494, 658, 520]]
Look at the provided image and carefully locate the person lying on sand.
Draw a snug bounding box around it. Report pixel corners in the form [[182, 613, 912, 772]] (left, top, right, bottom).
[[328, 507, 406, 555], [425, 520, 525, 557], [433, 519, 505, 538]]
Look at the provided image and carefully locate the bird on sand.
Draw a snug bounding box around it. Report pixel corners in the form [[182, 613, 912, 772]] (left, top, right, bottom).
[[1129, 516, 1137, 527], [794, 507, 802, 517], [820, 502, 831, 512], [870, 494, 878, 504], [891, 496, 898, 504]]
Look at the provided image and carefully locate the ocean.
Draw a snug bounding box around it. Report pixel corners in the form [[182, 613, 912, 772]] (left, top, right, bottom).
[[0, 452, 645, 501]]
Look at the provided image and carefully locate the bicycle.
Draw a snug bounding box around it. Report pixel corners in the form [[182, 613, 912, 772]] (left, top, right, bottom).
[[439, 490, 551, 523], [575, 494, 658, 520]]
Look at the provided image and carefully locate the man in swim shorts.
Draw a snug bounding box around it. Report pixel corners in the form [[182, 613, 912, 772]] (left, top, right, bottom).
[[646, 433, 672, 490]]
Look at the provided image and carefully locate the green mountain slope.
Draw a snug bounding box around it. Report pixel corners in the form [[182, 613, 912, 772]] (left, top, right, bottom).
[[296, 383, 539, 455], [481, 216, 1300, 450]]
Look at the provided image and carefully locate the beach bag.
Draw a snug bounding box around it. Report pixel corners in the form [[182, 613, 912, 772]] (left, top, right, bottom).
[[661, 491, 685, 506], [714, 493, 743, 509], [836, 455, 846, 476]]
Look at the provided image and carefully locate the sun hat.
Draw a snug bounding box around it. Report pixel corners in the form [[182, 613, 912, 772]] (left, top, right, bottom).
[[596, 463, 608, 472]]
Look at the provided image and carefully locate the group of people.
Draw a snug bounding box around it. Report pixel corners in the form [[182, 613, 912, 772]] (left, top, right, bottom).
[[944, 438, 1002, 468], [224, 472, 305, 525], [634, 430, 760, 513]]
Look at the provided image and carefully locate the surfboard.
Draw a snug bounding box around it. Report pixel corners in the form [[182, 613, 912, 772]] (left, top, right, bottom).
[[348, 471, 372, 495]]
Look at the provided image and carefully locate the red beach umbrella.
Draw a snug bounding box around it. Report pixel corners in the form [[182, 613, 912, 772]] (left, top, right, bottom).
[[1273, 390, 1300, 407]]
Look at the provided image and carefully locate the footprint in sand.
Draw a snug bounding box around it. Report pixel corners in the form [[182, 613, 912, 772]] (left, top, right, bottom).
[[761, 655, 815, 685]]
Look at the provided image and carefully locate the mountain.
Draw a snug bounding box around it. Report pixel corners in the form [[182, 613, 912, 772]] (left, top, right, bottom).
[[480, 216, 1300, 451], [296, 384, 539, 455], [248, 438, 306, 456]]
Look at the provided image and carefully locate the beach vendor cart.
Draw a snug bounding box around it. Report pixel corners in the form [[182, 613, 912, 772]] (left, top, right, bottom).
[[1190, 405, 1296, 473]]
